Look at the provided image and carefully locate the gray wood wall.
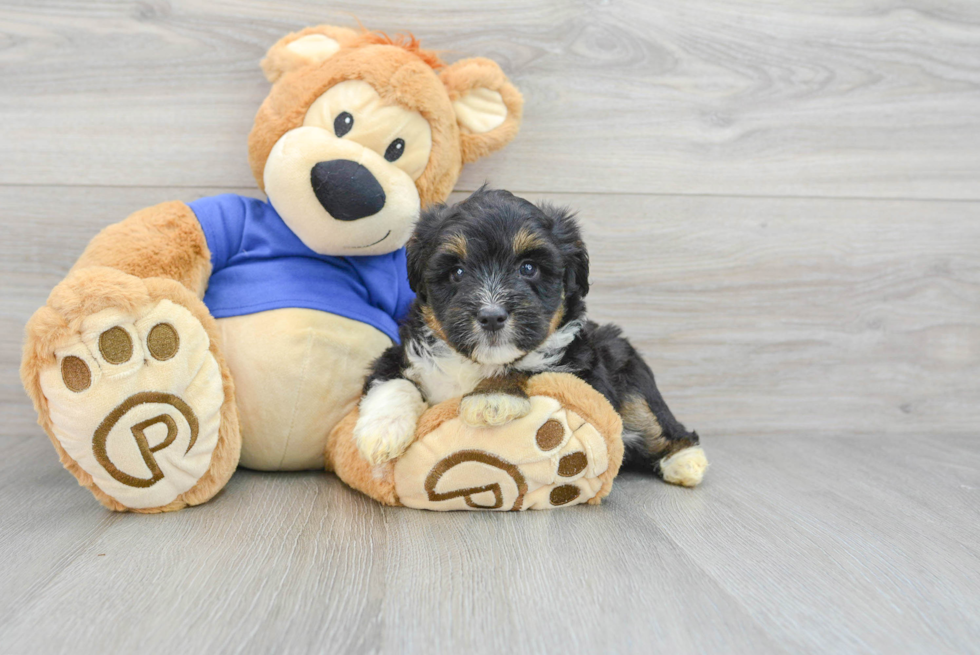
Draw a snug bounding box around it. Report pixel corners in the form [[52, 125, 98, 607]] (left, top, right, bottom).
[[3, 3, 980, 653], [2, 0, 979, 445]]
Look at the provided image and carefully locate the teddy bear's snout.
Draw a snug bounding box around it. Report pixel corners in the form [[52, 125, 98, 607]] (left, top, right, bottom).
[[310, 159, 386, 221]]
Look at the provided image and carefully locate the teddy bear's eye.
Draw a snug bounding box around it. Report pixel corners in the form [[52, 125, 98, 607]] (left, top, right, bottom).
[[334, 112, 354, 138], [384, 138, 405, 162]]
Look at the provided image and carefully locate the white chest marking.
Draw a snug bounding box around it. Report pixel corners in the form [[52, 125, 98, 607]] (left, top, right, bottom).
[[405, 338, 501, 404], [403, 320, 584, 404]]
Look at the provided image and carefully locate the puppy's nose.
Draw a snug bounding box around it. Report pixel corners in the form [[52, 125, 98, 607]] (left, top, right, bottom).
[[477, 305, 509, 332], [310, 160, 386, 221]]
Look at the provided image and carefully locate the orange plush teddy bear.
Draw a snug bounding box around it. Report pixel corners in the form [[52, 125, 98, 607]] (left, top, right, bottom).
[[21, 24, 624, 513]]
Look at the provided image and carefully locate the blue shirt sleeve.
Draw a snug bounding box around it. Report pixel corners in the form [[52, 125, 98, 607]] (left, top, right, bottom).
[[187, 194, 249, 272]]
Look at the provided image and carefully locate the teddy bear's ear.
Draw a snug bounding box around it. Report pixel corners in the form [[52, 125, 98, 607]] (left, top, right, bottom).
[[260, 25, 361, 83], [440, 58, 524, 164]]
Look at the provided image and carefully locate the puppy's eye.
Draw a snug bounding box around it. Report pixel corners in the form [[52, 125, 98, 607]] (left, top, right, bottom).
[[450, 266, 465, 283], [384, 138, 405, 162], [519, 261, 538, 278], [334, 112, 354, 138]]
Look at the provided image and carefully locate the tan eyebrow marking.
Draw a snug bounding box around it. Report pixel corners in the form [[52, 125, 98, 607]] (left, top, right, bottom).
[[439, 233, 467, 259], [513, 227, 545, 255]]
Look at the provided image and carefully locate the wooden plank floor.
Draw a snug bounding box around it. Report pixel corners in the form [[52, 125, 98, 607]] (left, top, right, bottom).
[[1, 1, 979, 653], [2, 434, 979, 654]]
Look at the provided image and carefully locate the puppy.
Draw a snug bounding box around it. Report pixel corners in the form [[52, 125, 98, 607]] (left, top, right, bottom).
[[353, 188, 707, 487]]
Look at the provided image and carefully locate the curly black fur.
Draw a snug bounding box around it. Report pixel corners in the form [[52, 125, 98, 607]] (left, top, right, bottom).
[[366, 187, 700, 476]]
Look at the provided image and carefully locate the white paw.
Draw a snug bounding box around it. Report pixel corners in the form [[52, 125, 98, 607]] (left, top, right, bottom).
[[39, 300, 224, 509], [660, 446, 708, 487], [354, 379, 426, 465], [459, 393, 532, 428]]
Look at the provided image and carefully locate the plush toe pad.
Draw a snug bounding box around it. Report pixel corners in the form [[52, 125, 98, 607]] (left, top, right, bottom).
[[39, 300, 224, 509], [393, 396, 611, 511]]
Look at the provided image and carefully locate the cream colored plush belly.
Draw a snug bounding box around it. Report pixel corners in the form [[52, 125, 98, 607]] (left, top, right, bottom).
[[217, 308, 392, 471]]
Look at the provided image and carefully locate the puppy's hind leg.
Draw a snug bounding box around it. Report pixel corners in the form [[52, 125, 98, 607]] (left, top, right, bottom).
[[620, 394, 707, 488]]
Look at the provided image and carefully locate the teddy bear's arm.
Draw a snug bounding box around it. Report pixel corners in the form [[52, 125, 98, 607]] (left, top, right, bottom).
[[71, 200, 212, 297]]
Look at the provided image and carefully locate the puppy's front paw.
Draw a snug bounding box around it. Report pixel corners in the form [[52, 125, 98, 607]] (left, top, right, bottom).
[[459, 393, 532, 428], [354, 412, 418, 465], [354, 379, 427, 465]]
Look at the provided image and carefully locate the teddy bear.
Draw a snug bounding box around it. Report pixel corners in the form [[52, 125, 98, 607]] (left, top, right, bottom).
[[21, 23, 624, 513], [328, 372, 624, 511]]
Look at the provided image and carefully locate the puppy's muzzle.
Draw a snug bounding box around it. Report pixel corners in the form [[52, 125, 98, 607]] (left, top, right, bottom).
[[310, 160, 386, 221], [477, 305, 509, 333]]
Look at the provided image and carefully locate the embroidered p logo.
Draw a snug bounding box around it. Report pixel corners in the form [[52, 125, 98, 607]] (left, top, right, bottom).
[[93, 392, 200, 488], [424, 450, 528, 511], [39, 300, 224, 510], [393, 398, 613, 511]]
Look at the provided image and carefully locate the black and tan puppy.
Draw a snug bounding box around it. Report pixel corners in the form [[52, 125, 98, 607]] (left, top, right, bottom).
[[353, 188, 707, 487]]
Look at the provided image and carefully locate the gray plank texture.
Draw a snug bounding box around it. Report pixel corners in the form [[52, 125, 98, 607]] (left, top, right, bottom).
[[3, 186, 977, 441], [2, 1, 980, 198], [1, 0, 979, 653], [1, 434, 979, 654]]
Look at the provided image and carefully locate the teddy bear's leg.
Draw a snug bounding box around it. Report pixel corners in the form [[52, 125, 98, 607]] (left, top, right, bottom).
[[390, 374, 628, 511], [326, 407, 402, 506], [21, 267, 240, 512]]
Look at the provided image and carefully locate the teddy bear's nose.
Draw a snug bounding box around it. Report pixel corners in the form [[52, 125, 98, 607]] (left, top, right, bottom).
[[310, 160, 386, 221]]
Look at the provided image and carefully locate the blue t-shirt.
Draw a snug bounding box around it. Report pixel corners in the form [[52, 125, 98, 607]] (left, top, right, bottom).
[[189, 194, 414, 343]]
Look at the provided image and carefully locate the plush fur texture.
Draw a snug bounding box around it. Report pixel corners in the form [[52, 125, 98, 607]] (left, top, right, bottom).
[[327, 372, 623, 508], [21, 268, 240, 512], [218, 308, 392, 471], [526, 372, 624, 504], [439, 58, 524, 165], [249, 25, 523, 207], [21, 23, 524, 512], [360, 188, 706, 484], [71, 202, 212, 298]]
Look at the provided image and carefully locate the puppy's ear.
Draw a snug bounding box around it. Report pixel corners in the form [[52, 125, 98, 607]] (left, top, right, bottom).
[[539, 203, 590, 299], [406, 202, 456, 300]]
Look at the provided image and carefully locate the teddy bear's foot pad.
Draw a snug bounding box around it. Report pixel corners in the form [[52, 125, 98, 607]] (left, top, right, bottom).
[[39, 300, 223, 509], [393, 396, 610, 511]]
